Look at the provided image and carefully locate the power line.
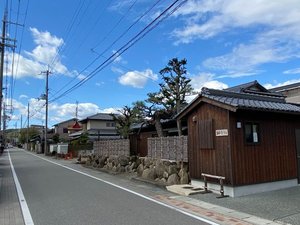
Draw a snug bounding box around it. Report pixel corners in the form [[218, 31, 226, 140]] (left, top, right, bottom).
[[49, 0, 162, 101], [49, 0, 187, 103], [91, 0, 138, 50]]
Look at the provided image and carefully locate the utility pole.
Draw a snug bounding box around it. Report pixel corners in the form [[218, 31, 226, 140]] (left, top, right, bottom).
[[75, 101, 79, 120], [0, 9, 16, 148], [27, 102, 29, 149], [0, 12, 7, 146], [41, 69, 51, 155]]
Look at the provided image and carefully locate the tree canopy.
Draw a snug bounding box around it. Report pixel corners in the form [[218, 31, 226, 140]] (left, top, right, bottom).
[[138, 58, 193, 136]]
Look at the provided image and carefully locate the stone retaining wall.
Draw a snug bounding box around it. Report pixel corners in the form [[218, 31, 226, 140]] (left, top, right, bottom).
[[79, 154, 189, 185]]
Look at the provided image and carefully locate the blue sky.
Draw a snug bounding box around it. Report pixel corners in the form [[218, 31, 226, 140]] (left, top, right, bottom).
[[1, 0, 300, 128]]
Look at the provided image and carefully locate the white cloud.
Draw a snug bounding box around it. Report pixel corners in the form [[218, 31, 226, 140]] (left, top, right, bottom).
[[283, 68, 300, 74], [264, 79, 300, 89], [19, 94, 28, 99], [99, 107, 120, 114], [5, 28, 73, 79], [9, 99, 120, 128], [191, 72, 228, 92], [118, 69, 158, 88], [173, 0, 300, 43], [95, 81, 105, 87], [49, 102, 100, 121], [173, 0, 300, 76]]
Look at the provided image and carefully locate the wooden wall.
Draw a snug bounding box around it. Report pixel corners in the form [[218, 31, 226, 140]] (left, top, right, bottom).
[[187, 103, 232, 184], [129, 131, 155, 157], [187, 101, 300, 186], [230, 111, 300, 186]]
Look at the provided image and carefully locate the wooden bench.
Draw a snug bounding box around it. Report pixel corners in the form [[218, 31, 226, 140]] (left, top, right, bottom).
[[201, 173, 228, 198]]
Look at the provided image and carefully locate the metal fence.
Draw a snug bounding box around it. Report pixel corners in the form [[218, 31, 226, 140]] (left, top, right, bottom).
[[94, 139, 130, 156], [147, 136, 188, 162]]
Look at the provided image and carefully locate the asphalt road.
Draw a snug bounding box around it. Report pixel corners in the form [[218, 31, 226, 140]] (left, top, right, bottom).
[[9, 148, 211, 225]]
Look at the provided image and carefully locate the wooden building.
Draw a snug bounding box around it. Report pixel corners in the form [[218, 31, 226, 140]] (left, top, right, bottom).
[[129, 119, 187, 156], [176, 81, 300, 197]]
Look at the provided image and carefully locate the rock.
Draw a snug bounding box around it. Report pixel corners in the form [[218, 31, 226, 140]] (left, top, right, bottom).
[[167, 174, 180, 185], [99, 156, 108, 168], [163, 161, 171, 167], [118, 155, 130, 166], [135, 157, 141, 166], [155, 160, 166, 179], [144, 157, 152, 168], [155, 178, 160, 182], [168, 165, 178, 175], [107, 162, 113, 170], [125, 165, 130, 172], [179, 168, 189, 184], [80, 157, 87, 164], [163, 171, 169, 179], [112, 166, 117, 172], [142, 168, 156, 180], [137, 164, 144, 176], [160, 178, 167, 183], [119, 166, 126, 173], [180, 172, 189, 184], [129, 162, 137, 171]]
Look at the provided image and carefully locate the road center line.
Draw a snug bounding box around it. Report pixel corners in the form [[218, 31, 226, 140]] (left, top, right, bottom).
[[22, 149, 219, 225], [8, 150, 35, 225]]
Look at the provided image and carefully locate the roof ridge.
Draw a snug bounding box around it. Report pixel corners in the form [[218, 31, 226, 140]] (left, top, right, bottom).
[[202, 87, 286, 103]]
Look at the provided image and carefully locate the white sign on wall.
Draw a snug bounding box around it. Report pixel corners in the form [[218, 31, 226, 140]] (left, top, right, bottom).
[[215, 129, 228, 137]]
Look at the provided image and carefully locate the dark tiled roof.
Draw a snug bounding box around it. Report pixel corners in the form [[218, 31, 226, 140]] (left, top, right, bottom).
[[202, 88, 300, 113], [225, 80, 283, 97], [53, 118, 76, 127], [80, 113, 115, 122]]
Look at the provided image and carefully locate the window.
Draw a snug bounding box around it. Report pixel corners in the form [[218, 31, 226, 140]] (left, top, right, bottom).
[[106, 122, 115, 127], [245, 122, 260, 144], [63, 128, 68, 133]]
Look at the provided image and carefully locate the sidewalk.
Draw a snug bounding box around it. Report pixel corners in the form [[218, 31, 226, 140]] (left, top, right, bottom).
[[56, 155, 296, 225], [0, 150, 24, 225]]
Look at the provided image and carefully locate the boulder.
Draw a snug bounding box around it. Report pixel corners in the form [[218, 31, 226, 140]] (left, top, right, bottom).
[[163, 161, 171, 167], [168, 165, 178, 175], [167, 174, 180, 185], [144, 157, 152, 168], [99, 156, 108, 168], [119, 166, 126, 173], [118, 155, 130, 166], [155, 160, 166, 179], [129, 162, 137, 171], [163, 171, 169, 179], [179, 168, 189, 184], [137, 164, 144, 176], [160, 178, 167, 183], [142, 168, 156, 180]]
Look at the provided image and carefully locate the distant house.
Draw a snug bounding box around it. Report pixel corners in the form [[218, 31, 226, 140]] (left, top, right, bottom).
[[69, 113, 119, 140], [176, 80, 300, 197], [53, 118, 80, 141], [269, 81, 300, 104]]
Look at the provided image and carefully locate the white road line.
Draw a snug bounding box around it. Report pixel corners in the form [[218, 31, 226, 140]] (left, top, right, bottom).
[[8, 150, 35, 225], [22, 149, 220, 225]]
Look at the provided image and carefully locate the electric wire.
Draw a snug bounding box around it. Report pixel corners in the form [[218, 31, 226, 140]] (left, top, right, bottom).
[[91, 0, 138, 50], [50, 0, 163, 101], [49, 0, 187, 103]]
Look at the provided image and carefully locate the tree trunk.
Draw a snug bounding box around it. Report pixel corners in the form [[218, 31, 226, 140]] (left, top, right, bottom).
[[154, 114, 164, 137], [177, 119, 182, 136]]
